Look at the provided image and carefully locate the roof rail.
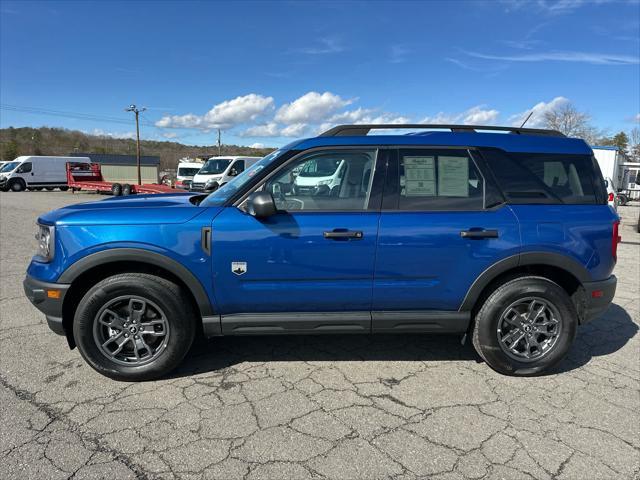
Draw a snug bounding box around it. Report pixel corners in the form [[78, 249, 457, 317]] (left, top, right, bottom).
[[319, 124, 566, 138]]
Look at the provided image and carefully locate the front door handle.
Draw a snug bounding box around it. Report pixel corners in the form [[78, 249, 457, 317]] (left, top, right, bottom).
[[460, 229, 499, 239], [323, 229, 364, 240]]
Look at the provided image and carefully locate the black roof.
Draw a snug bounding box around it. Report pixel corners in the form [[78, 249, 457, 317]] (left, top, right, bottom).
[[319, 124, 565, 138], [70, 153, 160, 166]]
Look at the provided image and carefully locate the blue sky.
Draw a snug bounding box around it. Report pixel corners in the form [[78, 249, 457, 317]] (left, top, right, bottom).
[[1, 0, 639, 147]]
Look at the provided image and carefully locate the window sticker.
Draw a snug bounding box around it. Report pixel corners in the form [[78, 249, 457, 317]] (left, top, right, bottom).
[[438, 156, 469, 197], [404, 156, 436, 196]]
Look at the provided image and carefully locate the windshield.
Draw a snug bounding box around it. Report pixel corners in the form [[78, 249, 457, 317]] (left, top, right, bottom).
[[199, 159, 231, 175], [200, 150, 282, 207], [177, 167, 201, 177], [299, 158, 342, 177], [0, 161, 19, 172]]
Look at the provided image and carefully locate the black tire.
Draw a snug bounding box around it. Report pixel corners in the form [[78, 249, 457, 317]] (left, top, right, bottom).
[[45, 186, 55, 191], [122, 183, 132, 196], [73, 273, 197, 381], [111, 183, 122, 196], [472, 276, 577, 376], [10, 180, 25, 192], [59, 186, 69, 192], [34, 187, 44, 191], [617, 193, 628, 206]]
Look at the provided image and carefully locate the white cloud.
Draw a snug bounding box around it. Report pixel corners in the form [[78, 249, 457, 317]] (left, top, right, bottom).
[[294, 37, 344, 55], [421, 105, 500, 125], [249, 142, 265, 149], [508, 96, 569, 127], [155, 113, 204, 129], [162, 132, 179, 139], [463, 106, 501, 125], [464, 50, 639, 65], [242, 122, 280, 137], [275, 91, 352, 124], [280, 123, 308, 137], [203, 94, 274, 128], [499, 0, 622, 15], [156, 94, 274, 130]]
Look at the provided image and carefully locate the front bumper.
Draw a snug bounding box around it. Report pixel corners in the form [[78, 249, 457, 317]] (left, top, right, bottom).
[[23, 275, 70, 336], [581, 275, 617, 324]]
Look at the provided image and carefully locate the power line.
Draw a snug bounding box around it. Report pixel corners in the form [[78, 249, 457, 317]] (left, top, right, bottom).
[[0, 103, 157, 127]]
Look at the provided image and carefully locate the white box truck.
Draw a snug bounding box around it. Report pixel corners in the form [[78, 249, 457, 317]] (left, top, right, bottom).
[[0, 156, 90, 192], [592, 146, 621, 190]]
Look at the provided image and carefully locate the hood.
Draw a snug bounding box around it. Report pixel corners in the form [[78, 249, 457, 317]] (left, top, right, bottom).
[[39, 192, 213, 226]]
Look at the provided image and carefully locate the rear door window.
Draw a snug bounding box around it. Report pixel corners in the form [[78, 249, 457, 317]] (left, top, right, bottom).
[[481, 149, 601, 204], [391, 149, 486, 211]]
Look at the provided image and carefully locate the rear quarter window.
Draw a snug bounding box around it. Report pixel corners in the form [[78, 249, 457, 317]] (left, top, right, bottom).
[[481, 149, 604, 205]]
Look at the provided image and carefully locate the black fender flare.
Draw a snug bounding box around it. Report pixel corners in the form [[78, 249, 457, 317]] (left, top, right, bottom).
[[59, 248, 214, 317], [459, 251, 591, 311]]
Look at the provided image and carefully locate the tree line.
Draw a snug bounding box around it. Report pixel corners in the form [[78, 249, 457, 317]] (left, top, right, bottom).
[[0, 127, 275, 170], [543, 102, 639, 161]]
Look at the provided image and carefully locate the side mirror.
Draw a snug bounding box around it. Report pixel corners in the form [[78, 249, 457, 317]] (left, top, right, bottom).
[[204, 179, 220, 192], [247, 191, 277, 218]]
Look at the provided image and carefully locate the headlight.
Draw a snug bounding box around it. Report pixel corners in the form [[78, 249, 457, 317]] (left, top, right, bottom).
[[35, 224, 55, 262], [316, 179, 332, 186]]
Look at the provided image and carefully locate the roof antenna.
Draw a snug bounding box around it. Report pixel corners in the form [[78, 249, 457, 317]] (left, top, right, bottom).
[[520, 111, 533, 128]]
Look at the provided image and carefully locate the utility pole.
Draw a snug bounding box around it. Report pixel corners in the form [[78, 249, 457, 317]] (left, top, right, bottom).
[[217, 129, 222, 156], [125, 104, 146, 185]]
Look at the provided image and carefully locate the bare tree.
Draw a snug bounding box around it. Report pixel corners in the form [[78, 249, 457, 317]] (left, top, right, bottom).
[[544, 103, 600, 143]]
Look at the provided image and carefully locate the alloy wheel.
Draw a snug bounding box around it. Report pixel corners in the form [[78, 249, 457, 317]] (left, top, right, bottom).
[[93, 296, 170, 366], [496, 297, 562, 362]]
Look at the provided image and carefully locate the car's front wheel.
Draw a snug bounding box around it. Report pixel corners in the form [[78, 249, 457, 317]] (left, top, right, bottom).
[[73, 273, 196, 381], [472, 276, 577, 376]]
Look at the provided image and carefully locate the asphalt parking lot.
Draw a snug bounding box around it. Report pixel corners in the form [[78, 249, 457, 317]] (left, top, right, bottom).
[[1, 191, 638, 480]]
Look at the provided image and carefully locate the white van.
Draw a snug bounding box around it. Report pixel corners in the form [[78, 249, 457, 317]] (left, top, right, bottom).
[[0, 156, 90, 192], [190, 156, 262, 192], [175, 161, 204, 190], [293, 157, 346, 196]]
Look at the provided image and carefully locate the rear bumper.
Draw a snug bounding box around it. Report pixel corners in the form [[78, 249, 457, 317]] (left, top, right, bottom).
[[23, 275, 70, 336], [582, 275, 617, 324]]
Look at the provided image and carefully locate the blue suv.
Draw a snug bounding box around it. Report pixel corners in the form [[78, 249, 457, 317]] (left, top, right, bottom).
[[24, 124, 619, 380]]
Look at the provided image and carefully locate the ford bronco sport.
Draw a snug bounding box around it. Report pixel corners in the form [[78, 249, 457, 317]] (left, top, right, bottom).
[[24, 124, 619, 381]]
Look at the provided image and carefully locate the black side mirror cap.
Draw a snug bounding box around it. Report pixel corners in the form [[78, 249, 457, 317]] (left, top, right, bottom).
[[247, 191, 277, 218]]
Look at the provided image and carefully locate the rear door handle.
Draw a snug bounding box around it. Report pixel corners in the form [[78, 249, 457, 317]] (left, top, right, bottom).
[[460, 229, 499, 239], [323, 229, 364, 240]]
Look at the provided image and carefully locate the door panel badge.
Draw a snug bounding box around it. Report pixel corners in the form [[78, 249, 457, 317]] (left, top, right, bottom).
[[232, 261, 247, 276]]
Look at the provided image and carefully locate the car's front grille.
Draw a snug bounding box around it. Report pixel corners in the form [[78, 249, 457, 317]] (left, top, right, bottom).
[[190, 182, 205, 191]]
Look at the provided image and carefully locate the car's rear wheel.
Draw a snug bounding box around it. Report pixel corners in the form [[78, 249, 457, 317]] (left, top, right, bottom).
[[122, 183, 132, 195], [472, 276, 577, 376], [73, 273, 196, 381], [111, 183, 122, 196]]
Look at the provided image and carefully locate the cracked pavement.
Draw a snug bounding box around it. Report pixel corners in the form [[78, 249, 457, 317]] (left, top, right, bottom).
[[1, 191, 639, 480]]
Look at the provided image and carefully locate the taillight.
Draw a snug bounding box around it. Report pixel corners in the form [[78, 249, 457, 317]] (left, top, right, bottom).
[[608, 192, 614, 202], [612, 221, 621, 261]]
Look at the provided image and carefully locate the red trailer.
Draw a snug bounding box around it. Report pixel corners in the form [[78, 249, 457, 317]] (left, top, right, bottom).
[[66, 162, 179, 195]]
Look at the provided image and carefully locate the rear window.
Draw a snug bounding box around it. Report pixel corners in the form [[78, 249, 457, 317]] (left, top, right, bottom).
[[481, 149, 604, 205]]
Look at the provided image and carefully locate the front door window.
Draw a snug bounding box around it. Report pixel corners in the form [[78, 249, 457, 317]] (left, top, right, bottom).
[[263, 150, 377, 211]]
